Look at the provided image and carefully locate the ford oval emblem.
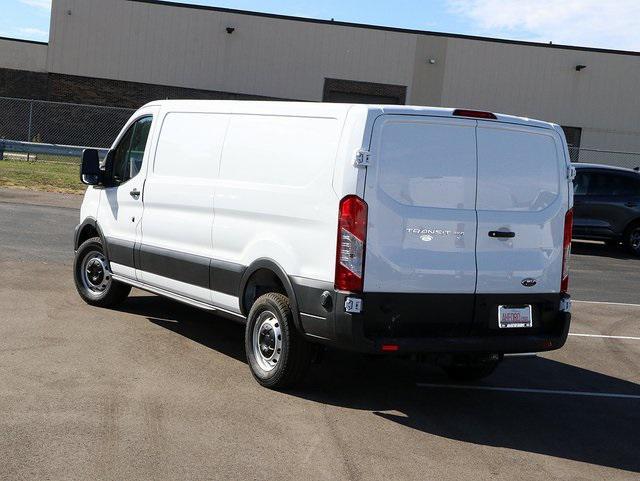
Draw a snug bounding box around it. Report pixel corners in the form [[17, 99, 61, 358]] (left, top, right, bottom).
[[420, 234, 433, 242], [521, 278, 537, 287]]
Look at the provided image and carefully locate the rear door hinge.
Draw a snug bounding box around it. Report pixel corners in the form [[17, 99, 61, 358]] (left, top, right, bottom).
[[567, 165, 576, 180], [354, 149, 371, 167]]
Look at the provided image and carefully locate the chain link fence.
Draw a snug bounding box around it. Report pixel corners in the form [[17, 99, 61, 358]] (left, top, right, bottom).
[[569, 147, 640, 170], [0, 96, 135, 164], [1, 95, 640, 170]]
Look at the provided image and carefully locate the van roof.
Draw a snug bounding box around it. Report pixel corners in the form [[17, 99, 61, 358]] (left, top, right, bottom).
[[142, 100, 557, 130]]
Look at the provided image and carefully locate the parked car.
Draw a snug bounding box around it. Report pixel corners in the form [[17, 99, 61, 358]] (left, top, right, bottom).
[[572, 163, 640, 255], [74, 101, 573, 389]]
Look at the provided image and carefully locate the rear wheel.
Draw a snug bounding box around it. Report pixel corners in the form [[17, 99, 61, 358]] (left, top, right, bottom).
[[73, 237, 131, 307], [245, 292, 313, 389], [442, 355, 500, 382], [625, 223, 640, 256]]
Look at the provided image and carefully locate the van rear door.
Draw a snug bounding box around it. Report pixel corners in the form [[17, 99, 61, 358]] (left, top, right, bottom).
[[362, 115, 478, 331], [475, 122, 568, 295]]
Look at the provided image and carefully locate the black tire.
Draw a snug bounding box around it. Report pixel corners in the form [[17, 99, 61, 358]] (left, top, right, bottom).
[[443, 357, 500, 382], [73, 236, 131, 307], [624, 222, 640, 256], [245, 292, 313, 389]]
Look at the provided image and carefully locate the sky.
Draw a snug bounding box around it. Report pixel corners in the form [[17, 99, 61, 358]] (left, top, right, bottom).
[[1, 0, 639, 51]]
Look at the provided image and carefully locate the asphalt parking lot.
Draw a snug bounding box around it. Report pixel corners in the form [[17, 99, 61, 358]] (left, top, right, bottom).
[[1, 189, 639, 481]]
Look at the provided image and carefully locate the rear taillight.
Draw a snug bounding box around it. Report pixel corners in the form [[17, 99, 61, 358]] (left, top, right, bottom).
[[561, 208, 573, 294], [335, 195, 368, 292]]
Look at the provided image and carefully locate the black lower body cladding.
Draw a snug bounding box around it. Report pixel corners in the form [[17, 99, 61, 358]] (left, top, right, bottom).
[[94, 234, 570, 355], [293, 285, 571, 355]]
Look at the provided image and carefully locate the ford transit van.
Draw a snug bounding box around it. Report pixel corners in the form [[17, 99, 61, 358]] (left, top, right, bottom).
[[74, 101, 573, 388]]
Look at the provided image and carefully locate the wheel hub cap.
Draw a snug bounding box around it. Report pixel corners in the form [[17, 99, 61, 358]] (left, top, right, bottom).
[[80, 251, 112, 295], [252, 311, 283, 372]]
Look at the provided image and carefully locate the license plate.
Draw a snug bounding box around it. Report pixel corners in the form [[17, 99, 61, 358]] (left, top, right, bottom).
[[498, 305, 532, 328]]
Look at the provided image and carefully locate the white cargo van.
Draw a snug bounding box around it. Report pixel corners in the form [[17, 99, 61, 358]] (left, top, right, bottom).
[[74, 101, 573, 388]]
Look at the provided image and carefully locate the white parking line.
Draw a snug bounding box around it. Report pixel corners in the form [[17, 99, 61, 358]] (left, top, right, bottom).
[[416, 383, 640, 399], [569, 333, 640, 341], [573, 300, 640, 308]]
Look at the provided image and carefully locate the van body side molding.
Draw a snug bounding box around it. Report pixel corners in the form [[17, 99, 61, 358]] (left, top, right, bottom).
[[210, 259, 244, 296], [105, 237, 136, 269], [138, 244, 210, 289]]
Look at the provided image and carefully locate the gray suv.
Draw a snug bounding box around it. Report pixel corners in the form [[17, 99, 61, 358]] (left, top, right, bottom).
[[573, 163, 640, 255]]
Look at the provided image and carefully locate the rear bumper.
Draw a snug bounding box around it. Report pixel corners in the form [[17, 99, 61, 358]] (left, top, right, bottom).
[[294, 282, 571, 355], [368, 317, 570, 353]]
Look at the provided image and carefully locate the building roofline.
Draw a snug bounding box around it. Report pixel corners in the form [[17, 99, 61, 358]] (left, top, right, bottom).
[[0, 35, 48, 46], [129, 0, 640, 57]]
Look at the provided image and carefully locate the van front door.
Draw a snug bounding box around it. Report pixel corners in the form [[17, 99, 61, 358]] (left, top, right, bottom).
[[98, 110, 157, 280], [363, 115, 478, 334]]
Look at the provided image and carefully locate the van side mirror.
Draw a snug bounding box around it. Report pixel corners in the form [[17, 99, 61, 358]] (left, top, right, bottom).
[[80, 149, 101, 185]]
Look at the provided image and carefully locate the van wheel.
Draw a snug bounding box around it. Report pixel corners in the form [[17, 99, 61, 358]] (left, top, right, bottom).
[[625, 222, 640, 256], [245, 293, 313, 389], [73, 237, 131, 307], [443, 356, 500, 382]]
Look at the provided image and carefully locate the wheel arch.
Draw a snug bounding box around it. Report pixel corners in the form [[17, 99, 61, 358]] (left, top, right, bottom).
[[239, 258, 302, 331], [74, 217, 109, 258]]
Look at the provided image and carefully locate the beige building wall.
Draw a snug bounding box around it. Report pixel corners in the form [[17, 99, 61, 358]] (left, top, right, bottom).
[[41, 0, 640, 154], [48, 0, 418, 101], [0, 38, 47, 72], [440, 38, 640, 152]]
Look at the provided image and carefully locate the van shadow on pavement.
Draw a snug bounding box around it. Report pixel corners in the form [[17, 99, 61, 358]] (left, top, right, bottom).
[[115, 294, 640, 474]]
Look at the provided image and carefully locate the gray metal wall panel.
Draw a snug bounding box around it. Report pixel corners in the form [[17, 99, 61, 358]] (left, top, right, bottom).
[[0, 39, 47, 72], [440, 38, 640, 150], [48, 0, 417, 100]]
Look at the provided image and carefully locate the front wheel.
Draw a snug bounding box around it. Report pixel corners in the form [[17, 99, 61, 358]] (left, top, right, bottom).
[[245, 292, 313, 389], [73, 237, 131, 307]]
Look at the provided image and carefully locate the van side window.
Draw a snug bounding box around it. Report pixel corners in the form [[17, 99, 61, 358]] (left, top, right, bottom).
[[111, 116, 153, 185]]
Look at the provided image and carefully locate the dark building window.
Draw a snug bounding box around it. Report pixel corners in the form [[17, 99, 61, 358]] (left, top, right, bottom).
[[323, 78, 407, 105], [562, 126, 582, 162]]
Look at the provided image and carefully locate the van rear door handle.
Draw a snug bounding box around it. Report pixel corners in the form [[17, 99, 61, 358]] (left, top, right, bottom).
[[130, 188, 141, 198], [488, 230, 515, 238]]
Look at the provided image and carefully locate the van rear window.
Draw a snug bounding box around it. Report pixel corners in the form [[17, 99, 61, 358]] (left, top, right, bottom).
[[376, 119, 477, 210], [477, 126, 561, 212]]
